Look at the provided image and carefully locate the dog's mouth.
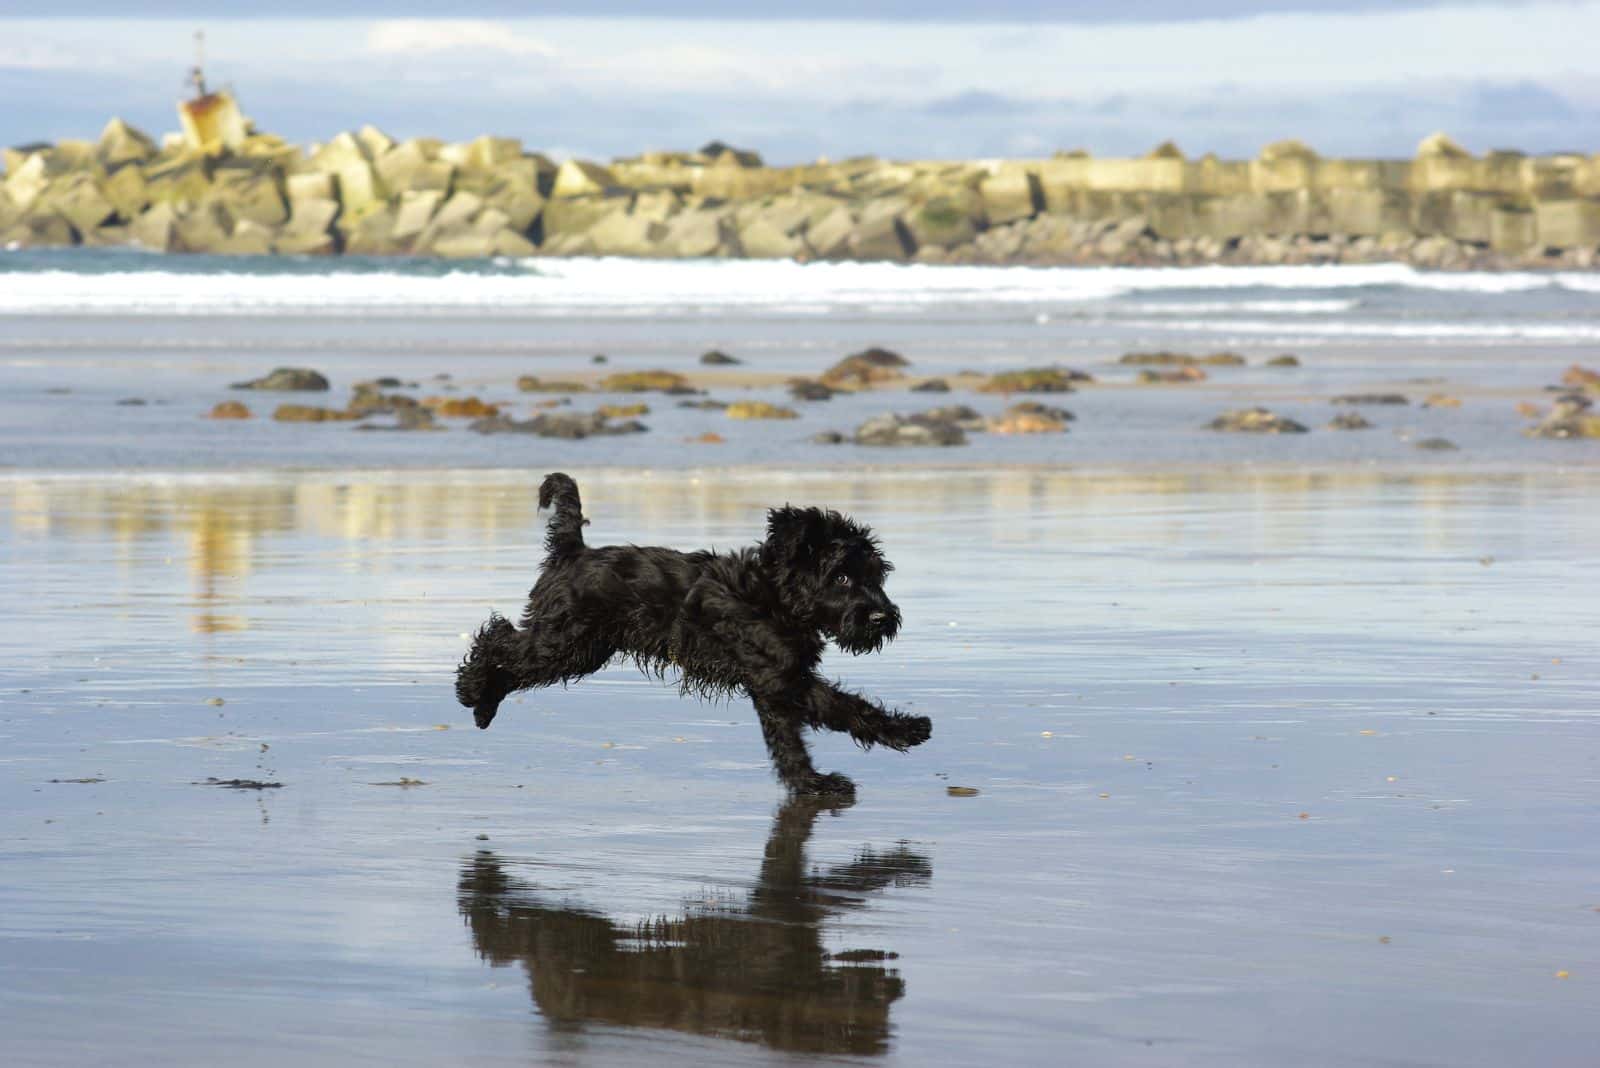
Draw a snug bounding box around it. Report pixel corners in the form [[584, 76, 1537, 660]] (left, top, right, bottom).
[[833, 606, 900, 655]]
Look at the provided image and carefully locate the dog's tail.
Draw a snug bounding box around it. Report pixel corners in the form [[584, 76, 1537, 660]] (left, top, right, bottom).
[[538, 471, 588, 562]]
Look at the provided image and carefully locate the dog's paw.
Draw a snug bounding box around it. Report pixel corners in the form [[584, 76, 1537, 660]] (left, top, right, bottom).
[[882, 713, 932, 751], [793, 772, 857, 799]]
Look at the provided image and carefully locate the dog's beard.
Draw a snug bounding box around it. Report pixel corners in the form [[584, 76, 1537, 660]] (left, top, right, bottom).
[[830, 602, 900, 655]]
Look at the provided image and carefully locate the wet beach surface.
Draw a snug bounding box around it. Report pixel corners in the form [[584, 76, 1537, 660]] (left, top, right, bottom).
[[3, 468, 1597, 1066]]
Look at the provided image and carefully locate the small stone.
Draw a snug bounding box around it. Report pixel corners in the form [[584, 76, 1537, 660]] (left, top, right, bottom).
[[205, 697, 225, 707], [726, 401, 799, 420], [208, 401, 252, 420], [946, 786, 980, 797], [1414, 437, 1459, 451], [910, 378, 950, 393], [1266, 354, 1301, 367], [1332, 393, 1409, 406], [1327, 411, 1373, 430], [475, 833, 490, 841], [1208, 408, 1309, 433], [699, 350, 740, 365], [231, 367, 330, 392]]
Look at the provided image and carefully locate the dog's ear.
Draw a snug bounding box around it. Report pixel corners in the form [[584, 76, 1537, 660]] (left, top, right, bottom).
[[762, 505, 829, 574]]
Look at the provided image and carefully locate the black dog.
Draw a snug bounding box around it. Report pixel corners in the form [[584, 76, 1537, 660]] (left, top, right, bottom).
[[455, 472, 930, 796]]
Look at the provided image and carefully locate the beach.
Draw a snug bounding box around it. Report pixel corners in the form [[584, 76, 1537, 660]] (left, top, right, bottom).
[[2, 251, 1598, 1065]]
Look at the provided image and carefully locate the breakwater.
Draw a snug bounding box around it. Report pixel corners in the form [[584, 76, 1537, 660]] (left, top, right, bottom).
[[3, 113, 1598, 268]]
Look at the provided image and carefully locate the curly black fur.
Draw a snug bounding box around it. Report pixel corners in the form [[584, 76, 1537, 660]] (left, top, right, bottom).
[[456, 472, 930, 797]]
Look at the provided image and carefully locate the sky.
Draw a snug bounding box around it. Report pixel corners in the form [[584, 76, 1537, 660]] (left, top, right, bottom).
[[2, 2, 1596, 163]]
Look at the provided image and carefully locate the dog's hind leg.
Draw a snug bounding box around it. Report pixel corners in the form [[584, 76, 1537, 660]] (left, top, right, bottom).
[[752, 694, 856, 798]]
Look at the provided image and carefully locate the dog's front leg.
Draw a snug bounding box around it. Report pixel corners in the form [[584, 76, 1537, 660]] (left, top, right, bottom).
[[751, 692, 855, 797], [801, 678, 932, 752]]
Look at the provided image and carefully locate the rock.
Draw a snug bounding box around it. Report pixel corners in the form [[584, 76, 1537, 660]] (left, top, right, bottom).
[[1560, 364, 1600, 392], [1120, 351, 1198, 366], [978, 368, 1078, 394], [597, 403, 649, 418], [232, 367, 330, 391], [1332, 394, 1409, 405], [904, 196, 979, 250], [990, 406, 1070, 434], [788, 379, 835, 401], [550, 159, 619, 198], [1266, 354, 1301, 367], [1422, 394, 1462, 409], [1201, 351, 1247, 366], [96, 117, 156, 169], [726, 401, 799, 420], [600, 370, 693, 393], [116, 397, 148, 406], [1207, 408, 1309, 433], [678, 399, 729, 411], [1414, 437, 1459, 451], [273, 404, 359, 423], [470, 411, 646, 438], [820, 347, 910, 389], [911, 405, 986, 431], [591, 354, 608, 364], [849, 213, 914, 261], [516, 376, 589, 393], [689, 432, 726, 444], [423, 396, 499, 419], [355, 406, 441, 432], [1327, 411, 1374, 430], [1137, 367, 1207, 384], [811, 431, 847, 445], [910, 378, 950, 393], [1526, 393, 1600, 438], [854, 412, 967, 447], [699, 350, 740, 365], [208, 402, 251, 419]]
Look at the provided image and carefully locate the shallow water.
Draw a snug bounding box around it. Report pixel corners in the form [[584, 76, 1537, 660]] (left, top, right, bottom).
[[3, 468, 1597, 1066]]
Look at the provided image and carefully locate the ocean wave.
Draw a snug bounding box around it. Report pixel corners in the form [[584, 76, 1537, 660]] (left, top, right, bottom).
[[0, 254, 1596, 315]]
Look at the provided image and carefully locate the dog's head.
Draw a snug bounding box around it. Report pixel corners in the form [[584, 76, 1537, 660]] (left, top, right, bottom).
[[760, 505, 900, 654]]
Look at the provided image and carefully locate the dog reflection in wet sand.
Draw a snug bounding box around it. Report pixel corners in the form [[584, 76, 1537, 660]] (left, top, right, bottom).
[[458, 799, 931, 1056], [455, 472, 931, 798]]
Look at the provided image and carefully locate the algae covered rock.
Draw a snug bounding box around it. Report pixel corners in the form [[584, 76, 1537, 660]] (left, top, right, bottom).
[[1327, 411, 1374, 430], [910, 378, 950, 393], [272, 404, 359, 423], [1266, 354, 1302, 367], [788, 379, 836, 401], [1207, 408, 1308, 433], [726, 401, 799, 420], [853, 412, 967, 447], [1526, 393, 1600, 439], [1137, 367, 1207, 384], [600, 369, 692, 393], [1332, 393, 1409, 406], [208, 401, 252, 419], [516, 376, 589, 393], [423, 396, 499, 419], [232, 367, 330, 391], [699, 350, 741, 365], [990, 401, 1073, 434], [820, 347, 910, 389], [978, 368, 1079, 394]]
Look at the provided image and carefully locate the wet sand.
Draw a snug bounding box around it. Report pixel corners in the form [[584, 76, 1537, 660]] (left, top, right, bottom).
[[2, 468, 1597, 1066]]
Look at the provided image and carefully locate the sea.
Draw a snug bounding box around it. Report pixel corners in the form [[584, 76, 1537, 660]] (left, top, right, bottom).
[[1, 248, 1596, 1066]]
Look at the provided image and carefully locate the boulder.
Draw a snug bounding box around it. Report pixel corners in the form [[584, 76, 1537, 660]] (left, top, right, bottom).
[[738, 215, 803, 258], [820, 347, 910, 389], [1526, 393, 1600, 439], [803, 206, 855, 257], [1560, 364, 1600, 392], [788, 379, 836, 401], [1414, 437, 1459, 451], [1327, 411, 1374, 430], [853, 412, 967, 447], [1421, 394, 1462, 409], [904, 196, 979, 249], [726, 401, 799, 420], [600, 370, 692, 393], [661, 207, 727, 257], [354, 406, 441, 432], [272, 404, 359, 423], [1266, 354, 1301, 367], [587, 210, 660, 256], [0, 214, 75, 247], [232, 367, 331, 391], [1137, 367, 1207, 384], [173, 202, 233, 252], [216, 175, 287, 228], [422, 396, 499, 418], [597, 403, 649, 418], [551, 159, 619, 198], [391, 189, 443, 241], [129, 202, 178, 251], [979, 167, 1042, 225], [1207, 408, 1308, 433], [992, 401, 1073, 431], [286, 172, 336, 202], [542, 195, 625, 240], [911, 378, 950, 393], [96, 118, 157, 169], [46, 173, 118, 233], [208, 401, 252, 419], [699, 350, 740, 365], [1332, 393, 1409, 405], [911, 405, 986, 431], [978, 368, 1079, 393], [214, 219, 276, 256], [100, 164, 149, 219], [470, 411, 646, 438], [516, 376, 589, 393]]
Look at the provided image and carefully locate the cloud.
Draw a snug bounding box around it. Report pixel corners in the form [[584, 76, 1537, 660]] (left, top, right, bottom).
[[923, 90, 1036, 117], [366, 19, 556, 58]]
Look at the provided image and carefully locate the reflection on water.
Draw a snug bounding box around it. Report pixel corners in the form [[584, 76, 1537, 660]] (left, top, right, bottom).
[[458, 798, 931, 1056]]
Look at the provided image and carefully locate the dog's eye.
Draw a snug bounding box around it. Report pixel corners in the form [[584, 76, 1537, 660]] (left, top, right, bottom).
[[835, 574, 851, 586]]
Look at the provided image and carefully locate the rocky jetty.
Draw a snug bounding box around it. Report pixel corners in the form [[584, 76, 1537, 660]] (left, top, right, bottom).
[[10, 114, 1599, 267]]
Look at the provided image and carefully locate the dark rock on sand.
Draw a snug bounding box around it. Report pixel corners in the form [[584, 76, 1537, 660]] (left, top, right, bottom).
[[699, 350, 741, 365], [820, 347, 910, 389], [726, 401, 799, 420], [911, 378, 950, 393], [912, 405, 986, 431], [272, 403, 359, 423], [854, 412, 968, 446], [116, 397, 148, 406], [1414, 437, 1459, 451], [232, 367, 331, 392], [470, 411, 648, 438], [1207, 408, 1309, 433], [788, 379, 836, 401], [1266, 355, 1302, 367], [354, 407, 440, 431], [591, 354, 608, 364], [1327, 411, 1374, 430], [517, 375, 590, 393], [990, 400, 1074, 434], [1332, 393, 1409, 405], [811, 430, 847, 445], [208, 401, 252, 419], [1526, 393, 1600, 439], [678, 398, 729, 411], [978, 368, 1080, 393], [1137, 367, 1206, 384], [600, 370, 692, 393]]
